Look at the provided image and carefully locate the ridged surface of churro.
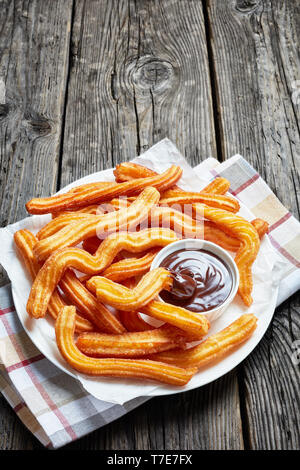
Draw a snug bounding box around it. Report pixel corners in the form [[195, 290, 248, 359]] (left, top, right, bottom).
[[194, 205, 260, 306], [148, 314, 257, 368], [140, 300, 210, 337], [27, 165, 182, 214], [87, 268, 173, 311], [34, 186, 160, 260], [76, 324, 188, 357], [14, 230, 94, 332], [160, 189, 240, 213], [27, 228, 178, 318], [102, 249, 159, 281], [55, 306, 197, 385], [59, 270, 125, 334]]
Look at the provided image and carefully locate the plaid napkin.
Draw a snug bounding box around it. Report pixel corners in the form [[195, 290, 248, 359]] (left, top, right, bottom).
[[0, 154, 299, 449]]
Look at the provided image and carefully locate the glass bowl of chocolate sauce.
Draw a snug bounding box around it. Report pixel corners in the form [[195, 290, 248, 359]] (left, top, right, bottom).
[[151, 239, 239, 321]]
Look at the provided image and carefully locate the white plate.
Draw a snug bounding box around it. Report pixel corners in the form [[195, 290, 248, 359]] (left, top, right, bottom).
[[0, 139, 285, 404]]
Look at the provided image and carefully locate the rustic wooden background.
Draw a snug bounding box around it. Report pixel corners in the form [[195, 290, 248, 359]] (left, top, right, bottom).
[[0, 0, 299, 450]]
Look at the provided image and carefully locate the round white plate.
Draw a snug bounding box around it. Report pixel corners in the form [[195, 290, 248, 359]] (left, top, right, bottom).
[[7, 146, 285, 404], [11, 203, 283, 405]]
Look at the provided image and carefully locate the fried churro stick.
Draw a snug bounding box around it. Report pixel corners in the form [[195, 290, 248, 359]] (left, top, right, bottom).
[[140, 301, 210, 338], [26, 165, 182, 214], [201, 177, 230, 195], [194, 205, 260, 306], [118, 279, 156, 332], [160, 189, 240, 213], [56, 306, 197, 385], [102, 249, 159, 281], [82, 236, 102, 254], [204, 218, 269, 251], [87, 268, 173, 311], [14, 230, 94, 332], [37, 213, 94, 240], [150, 207, 268, 250], [114, 163, 230, 195], [148, 314, 257, 369], [114, 162, 158, 182], [76, 324, 188, 358], [118, 311, 156, 332], [52, 204, 100, 218], [59, 270, 125, 334], [27, 228, 178, 318], [34, 186, 160, 261], [251, 218, 269, 238]]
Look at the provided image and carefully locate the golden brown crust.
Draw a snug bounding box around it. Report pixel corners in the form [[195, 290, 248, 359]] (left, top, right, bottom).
[[76, 324, 188, 358], [201, 177, 231, 195], [14, 230, 94, 333], [160, 189, 240, 213], [140, 301, 210, 338], [118, 311, 156, 332], [148, 314, 257, 369], [87, 268, 173, 311], [26, 165, 182, 214], [59, 270, 126, 334], [26, 228, 178, 318], [194, 205, 260, 306], [55, 306, 197, 385], [102, 249, 160, 282], [114, 163, 230, 196], [33, 186, 161, 261]]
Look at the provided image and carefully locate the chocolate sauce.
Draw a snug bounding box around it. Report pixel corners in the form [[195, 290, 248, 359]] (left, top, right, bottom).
[[159, 249, 233, 313]]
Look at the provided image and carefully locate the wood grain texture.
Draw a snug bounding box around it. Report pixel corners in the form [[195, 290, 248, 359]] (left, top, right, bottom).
[[58, 0, 242, 450], [59, 0, 216, 188], [65, 372, 243, 450], [0, 0, 73, 284], [0, 0, 299, 451], [206, 0, 300, 449], [0, 0, 73, 449]]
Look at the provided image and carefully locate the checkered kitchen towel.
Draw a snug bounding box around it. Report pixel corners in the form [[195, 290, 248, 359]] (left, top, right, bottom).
[[0, 154, 299, 449]]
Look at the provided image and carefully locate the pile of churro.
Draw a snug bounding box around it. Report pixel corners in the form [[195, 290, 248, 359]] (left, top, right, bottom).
[[14, 163, 269, 386]]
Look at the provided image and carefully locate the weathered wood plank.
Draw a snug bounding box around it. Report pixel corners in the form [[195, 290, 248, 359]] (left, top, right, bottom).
[[0, 0, 73, 449], [59, 0, 243, 450], [65, 372, 243, 450], [0, 0, 73, 248], [206, 0, 300, 449], [60, 0, 217, 188]]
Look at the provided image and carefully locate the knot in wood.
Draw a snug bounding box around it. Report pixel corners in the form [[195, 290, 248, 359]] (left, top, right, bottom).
[[132, 58, 174, 93], [235, 0, 261, 14], [23, 109, 52, 139]]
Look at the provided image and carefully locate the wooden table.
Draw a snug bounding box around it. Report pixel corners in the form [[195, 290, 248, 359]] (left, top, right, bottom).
[[0, 0, 299, 450]]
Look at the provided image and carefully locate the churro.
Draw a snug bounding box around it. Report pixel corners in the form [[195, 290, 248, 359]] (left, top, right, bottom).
[[26, 165, 182, 214], [102, 249, 159, 281], [34, 186, 160, 260], [59, 270, 125, 334], [148, 314, 257, 368], [194, 205, 260, 306], [141, 301, 210, 338], [114, 163, 230, 195], [119, 311, 155, 332], [201, 177, 230, 195], [14, 230, 94, 332], [82, 236, 102, 254], [87, 268, 173, 311], [52, 204, 100, 218], [76, 324, 188, 358], [160, 189, 240, 213], [37, 213, 94, 240], [204, 218, 269, 251], [27, 228, 178, 318], [56, 306, 197, 385]]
